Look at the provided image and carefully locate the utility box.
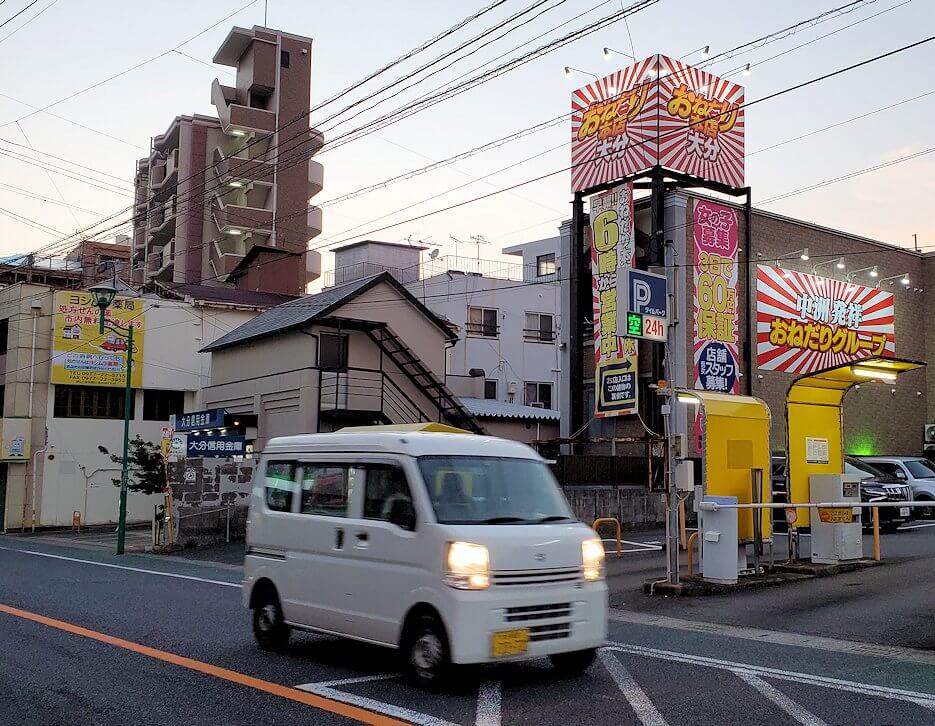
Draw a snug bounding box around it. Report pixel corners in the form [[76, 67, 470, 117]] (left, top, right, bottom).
[[701, 495, 739, 585], [809, 474, 862, 564]]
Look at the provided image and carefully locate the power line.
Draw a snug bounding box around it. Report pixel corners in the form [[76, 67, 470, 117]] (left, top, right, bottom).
[[0, 0, 56, 44], [0, 0, 40, 30]]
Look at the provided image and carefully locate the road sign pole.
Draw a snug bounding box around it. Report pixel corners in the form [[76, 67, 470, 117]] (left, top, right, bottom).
[[116, 323, 133, 556]]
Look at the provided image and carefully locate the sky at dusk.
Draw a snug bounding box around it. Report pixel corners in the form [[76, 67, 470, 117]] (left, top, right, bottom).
[[0, 0, 933, 272]]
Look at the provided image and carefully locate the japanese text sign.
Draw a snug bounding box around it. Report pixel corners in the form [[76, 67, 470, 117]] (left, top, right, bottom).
[[175, 409, 226, 432], [571, 54, 744, 193], [51, 291, 144, 388], [591, 184, 638, 416], [693, 199, 741, 394], [756, 265, 895, 373], [186, 435, 246, 458]]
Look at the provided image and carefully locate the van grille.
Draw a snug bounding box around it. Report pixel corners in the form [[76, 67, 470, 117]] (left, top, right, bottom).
[[492, 567, 582, 586], [529, 622, 571, 642], [505, 603, 572, 622]]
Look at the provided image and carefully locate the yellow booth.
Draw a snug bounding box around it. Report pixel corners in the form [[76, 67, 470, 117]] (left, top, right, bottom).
[[678, 390, 772, 542], [785, 356, 925, 527]]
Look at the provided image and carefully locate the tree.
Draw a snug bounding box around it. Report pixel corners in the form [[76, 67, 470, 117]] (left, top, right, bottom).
[[99, 437, 166, 495]]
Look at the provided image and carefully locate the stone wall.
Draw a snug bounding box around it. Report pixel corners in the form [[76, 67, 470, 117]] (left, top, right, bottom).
[[564, 485, 672, 529], [167, 457, 254, 547]]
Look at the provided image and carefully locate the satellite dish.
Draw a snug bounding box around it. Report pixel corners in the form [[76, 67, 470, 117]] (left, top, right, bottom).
[[429, 249, 440, 260]]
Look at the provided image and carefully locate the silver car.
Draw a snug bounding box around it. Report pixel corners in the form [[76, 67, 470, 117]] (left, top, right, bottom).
[[859, 456, 935, 519]]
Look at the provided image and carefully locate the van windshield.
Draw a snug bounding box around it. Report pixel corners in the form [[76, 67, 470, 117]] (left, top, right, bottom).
[[417, 455, 573, 525]]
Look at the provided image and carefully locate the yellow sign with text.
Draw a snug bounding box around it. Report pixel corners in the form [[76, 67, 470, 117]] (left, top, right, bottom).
[[818, 507, 854, 524], [51, 291, 144, 388]]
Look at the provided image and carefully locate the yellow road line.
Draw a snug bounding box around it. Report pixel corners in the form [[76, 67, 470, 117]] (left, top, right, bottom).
[[0, 602, 410, 726]]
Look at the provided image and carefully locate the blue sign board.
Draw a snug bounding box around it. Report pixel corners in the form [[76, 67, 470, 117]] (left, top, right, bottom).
[[628, 269, 668, 319], [186, 435, 246, 458], [697, 341, 738, 393], [175, 408, 226, 432]]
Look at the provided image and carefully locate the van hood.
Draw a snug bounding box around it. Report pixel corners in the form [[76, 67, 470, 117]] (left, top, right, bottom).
[[448, 522, 593, 571]]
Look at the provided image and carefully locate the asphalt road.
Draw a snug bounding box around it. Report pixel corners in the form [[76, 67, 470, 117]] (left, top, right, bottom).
[[1, 533, 934, 725]]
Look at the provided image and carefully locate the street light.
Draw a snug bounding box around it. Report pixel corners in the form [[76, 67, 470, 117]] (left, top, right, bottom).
[[602, 46, 635, 61], [89, 280, 135, 556], [564, 66, 599, 81], [847, 265, 878, 282]]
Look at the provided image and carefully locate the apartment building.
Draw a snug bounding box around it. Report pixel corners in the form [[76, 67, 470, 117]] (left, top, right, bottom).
[[131, 25, 324, 297], [323, 238, 563, 414]]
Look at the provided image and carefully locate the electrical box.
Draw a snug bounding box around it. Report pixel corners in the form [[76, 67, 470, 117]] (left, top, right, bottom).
[[809, 474, 862, 564], [674, 460, 694, 492], [701, 495, 739, 585]]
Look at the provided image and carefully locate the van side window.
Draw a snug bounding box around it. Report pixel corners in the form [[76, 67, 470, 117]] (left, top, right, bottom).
[[265, 461, 297, 512], [363, 465, 416, 531], [300, 465, 354, 516]]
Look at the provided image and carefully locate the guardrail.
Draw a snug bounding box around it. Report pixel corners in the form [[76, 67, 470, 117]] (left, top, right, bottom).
[[592, 517, 622, 557]]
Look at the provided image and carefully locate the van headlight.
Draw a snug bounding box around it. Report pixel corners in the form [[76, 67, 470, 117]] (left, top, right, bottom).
[[582, 538, 605, 582], [445, 541, 490, 590]]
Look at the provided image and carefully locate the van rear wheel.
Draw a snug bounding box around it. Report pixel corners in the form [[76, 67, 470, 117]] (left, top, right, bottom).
[[252, 589, 290, 651], [549, 648, 597, 676], [405, 614, 451, 688]]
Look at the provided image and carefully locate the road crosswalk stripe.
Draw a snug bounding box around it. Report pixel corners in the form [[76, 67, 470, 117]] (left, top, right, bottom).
[[599, 649, 669, 726], [475, 681, 501, 726], [736, 672, 829, 726]]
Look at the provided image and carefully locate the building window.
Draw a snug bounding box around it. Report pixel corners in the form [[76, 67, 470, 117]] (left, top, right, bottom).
[[467, 307, 498, 337], [281, 50, 290, 68], [484, 380, 497, 400], [524, 312, 555, 342], [0, 318, 8, 352], [143, 389, 185, 421], [524, 382, 553, 410], [536, 253, 556, 277], [319, 333, 348, 371], [53, 385, 135, 419]]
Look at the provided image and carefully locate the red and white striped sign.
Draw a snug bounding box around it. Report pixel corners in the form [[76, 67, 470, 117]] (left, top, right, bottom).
[[756, 265, 895, 374], [571, 54, 745, 193]]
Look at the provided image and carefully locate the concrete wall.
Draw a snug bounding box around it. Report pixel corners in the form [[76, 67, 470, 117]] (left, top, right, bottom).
[[167, 456, 254, 546], [503, 236, 561, 282], [407, 273, 561, 409], [481, 418, 559, 445]]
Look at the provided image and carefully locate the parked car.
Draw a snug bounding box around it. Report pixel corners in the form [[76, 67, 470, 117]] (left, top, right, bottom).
[[858, 456, 935, 519], [770, 455, 913, 531], [243, 429, 608, 686]]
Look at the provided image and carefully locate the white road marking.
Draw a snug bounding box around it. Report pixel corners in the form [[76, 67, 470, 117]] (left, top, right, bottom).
[[302, 674, 398, 688], [0, 546, 240, 588], [900, 521, 935, 530], [599, 649, 669, 726], [603, 642, 935, 706], [736, 672, 829, 726], [475, 681, 501, 726], [608, 609, 935, 666], [297, 680, 459, 726]]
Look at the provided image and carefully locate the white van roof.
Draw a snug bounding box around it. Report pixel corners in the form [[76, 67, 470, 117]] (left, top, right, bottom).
[[261, 431, 542, 460]]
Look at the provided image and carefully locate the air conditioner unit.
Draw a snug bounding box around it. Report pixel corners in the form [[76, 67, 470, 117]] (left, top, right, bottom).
[[925, 424, 935, 443], [925, 443, 935, 454], [507, 381, 517, 394]]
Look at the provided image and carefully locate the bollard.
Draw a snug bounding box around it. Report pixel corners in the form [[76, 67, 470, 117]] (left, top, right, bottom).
[[686, 531, 699, 577], [872, 506, 881, 562]]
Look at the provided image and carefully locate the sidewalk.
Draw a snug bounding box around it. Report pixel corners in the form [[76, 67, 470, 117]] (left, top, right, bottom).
[[4, 524, 152, 553]]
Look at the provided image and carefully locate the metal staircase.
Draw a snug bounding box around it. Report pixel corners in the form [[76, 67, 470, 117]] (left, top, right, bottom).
[[366, 326, 484, 434]]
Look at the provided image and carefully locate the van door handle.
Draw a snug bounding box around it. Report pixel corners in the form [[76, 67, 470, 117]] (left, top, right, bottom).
[[355, 532, 369, 548], [334, 528, 345, 550]]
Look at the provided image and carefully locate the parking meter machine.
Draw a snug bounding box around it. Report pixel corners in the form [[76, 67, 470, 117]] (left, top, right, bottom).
[[809, 474, 862, 564]]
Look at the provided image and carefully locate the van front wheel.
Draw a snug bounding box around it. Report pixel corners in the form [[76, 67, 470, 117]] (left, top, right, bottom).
[[252, 590, 290, 651], [405, 614, 451, 687], [549, 648, 597, 676]]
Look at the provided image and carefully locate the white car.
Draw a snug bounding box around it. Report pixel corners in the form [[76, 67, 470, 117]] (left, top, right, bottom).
[[243, 429, 608, 685], [859, 456, 935, 519]]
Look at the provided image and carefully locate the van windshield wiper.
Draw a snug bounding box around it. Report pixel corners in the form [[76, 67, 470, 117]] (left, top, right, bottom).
[[480, 516, 529, 524], [536, 515, 572, 523]]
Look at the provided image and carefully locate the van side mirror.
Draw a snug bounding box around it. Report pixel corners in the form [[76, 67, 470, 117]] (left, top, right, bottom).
[[388, 499, 416, 531]]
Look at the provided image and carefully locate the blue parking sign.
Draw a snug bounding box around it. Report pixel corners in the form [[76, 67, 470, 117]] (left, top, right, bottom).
[[628, 269, 668, 319]]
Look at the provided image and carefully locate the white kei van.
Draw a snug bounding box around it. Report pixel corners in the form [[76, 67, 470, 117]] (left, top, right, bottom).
[[243, 428, 608, 684]]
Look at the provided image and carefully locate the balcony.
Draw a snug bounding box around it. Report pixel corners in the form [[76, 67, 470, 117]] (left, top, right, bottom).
[[308, 205, 323, 239], [148, 198, 177, 249], [213, 146, 274, 186], [154, 246, 174, 280], [308, 160, 324, 198], [306, 248, 322, 282], [319, 368, 431, 427], [211, 237, 246, 278], [309, 127, 324, 154], [150, 149, 178, 192], [211, 78, 276, 137], [212, 200, 273, 236]]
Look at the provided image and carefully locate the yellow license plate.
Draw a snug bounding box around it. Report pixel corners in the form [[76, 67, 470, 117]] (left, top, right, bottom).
[[491, 628, 529, 658]]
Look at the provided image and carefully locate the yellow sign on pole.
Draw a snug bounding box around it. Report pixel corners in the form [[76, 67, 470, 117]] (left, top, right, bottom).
[[818, 507, 854, 524], [51, 291, 144, 388]]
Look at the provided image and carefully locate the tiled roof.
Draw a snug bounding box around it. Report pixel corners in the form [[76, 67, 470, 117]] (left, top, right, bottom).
[[159, 282, 297, 308], [459, 397, 560, 421]]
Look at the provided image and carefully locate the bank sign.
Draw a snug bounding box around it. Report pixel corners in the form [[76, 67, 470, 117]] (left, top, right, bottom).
[[571, 54, 744, 193], [187, 435, 246, 458], [756, 265, 895, 373]]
